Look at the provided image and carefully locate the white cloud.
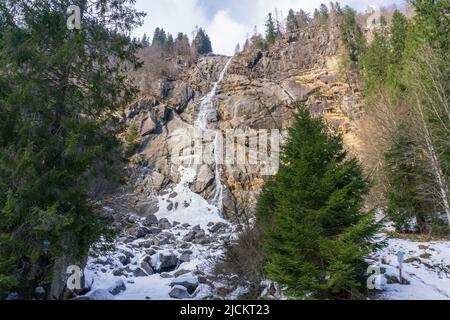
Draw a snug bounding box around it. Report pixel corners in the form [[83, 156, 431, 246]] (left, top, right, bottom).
[[133, 0, 405, 56], [206, 11, 248, 56]]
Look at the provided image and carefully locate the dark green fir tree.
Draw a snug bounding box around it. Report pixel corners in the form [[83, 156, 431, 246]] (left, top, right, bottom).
[[256, 105, 377, 299]]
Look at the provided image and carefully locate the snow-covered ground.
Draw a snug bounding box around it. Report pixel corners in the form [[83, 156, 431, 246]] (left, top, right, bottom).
[[368, 234, 450, 300]]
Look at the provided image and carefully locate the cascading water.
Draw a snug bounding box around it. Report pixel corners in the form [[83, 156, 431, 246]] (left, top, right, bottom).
[[154, 57, 233, 225], [193, 57, 233, 215]]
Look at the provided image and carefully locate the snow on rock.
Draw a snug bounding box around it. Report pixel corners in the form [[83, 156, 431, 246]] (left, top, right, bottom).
[[368, 234, 450, 300], [156, 166, 226, 229]]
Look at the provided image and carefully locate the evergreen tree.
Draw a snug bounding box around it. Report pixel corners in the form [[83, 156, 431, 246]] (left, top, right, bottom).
[[152, 27, 167, 47], [385, 125, 436, 233], [192, 28, 213, 55], [256, 106, 377, 299], [174, 32, 191, 56], [314, 9, 320, 20], [286, 9, 299, 32], [411, 0, 450, 52], [361, 28, 390, 93], [389, 10, 408, 64], [320, 3, 329, 22], [338, 6, 366, 62], [164, 33, 174, 54], [265, 13, 276, 45], [142, 33, 150, 47], [0, 0, 144, 297]]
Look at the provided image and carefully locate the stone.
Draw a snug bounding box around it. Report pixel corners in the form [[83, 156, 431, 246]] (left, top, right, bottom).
[[152, 252, 179, 272], [128, 226, 148, 239], [143, 214, 159, 226], [107, 279, 126, 296], [183, 231, 195, 242], [148, 226, 162, 235], [118, 254, 131, 266], [158, 218, 172, 230], [133, 267, 148, 277], [113, 269, 124, 277], [160, 273, 174, 279], [209, 222, 228, 233], [87, 289, 115, 300], [6, 292, 20, 300], [174, 269, 191, 278], [34, 286, 46, 298], [140, 112, 157, 136], [191, 164, 214, 193], [169, 285, 191, 299], [140, 261, 154, 275], [139, 239, 154, 248], [170, 275, 199, 294], [194, 229, 206, 239], [179, 253, 191, 263]]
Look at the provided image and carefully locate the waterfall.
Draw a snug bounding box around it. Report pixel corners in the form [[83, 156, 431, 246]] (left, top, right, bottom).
[[194, 57, 233, 215]]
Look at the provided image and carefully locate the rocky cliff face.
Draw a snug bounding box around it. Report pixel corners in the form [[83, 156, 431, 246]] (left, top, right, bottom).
[[71, 17, 370, 301], [123, 20, 366, 220]]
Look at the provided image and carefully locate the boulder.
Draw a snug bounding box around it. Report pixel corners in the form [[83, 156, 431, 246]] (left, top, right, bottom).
[[209, 222, 228, 233], [140, 261, 154, 275], [136, 199, 159, 219], [160, 273, 174, 279], [183, 231, 196, 242], [118, 254, 131, 266], [179, 253, 191, 263], [87, 289, 115, 300], [169, 285, 191, 299], [133, 267, 148, 277], [151, 252, 179, 272], [170, 275, 199, 294], [142, 214, 159, 226], [34, 287, 46, 299], [158, 218, 172, 230], [107, 279, 126, 296], [191, 164, 214, 193]]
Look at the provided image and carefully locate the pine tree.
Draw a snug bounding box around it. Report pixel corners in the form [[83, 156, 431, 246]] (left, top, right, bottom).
[[339, 6, 366, 62], [412, 0, 450, 52], [320, 3, 329, 23], [0, 0, 144, 297], [164, 33, 174, 54], [192, 28, 213, 55], [142, 33, 150, 47], [361, 28, 390, 93], [265, 13, 276, 45], [384, 125, 437, 233], [256, 105, 377, 299], [389, 10, 408, 64], [286, 9, 299, 32]]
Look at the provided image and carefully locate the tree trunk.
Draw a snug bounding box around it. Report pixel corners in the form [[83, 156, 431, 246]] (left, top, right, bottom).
[[416, 98, 450, 228]]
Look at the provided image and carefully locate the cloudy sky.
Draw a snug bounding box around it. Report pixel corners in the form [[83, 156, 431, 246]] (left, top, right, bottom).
[[133, 0, 405, 56]]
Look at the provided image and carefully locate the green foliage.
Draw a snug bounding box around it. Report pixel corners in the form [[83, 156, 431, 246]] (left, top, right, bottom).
[[256, 106, 377, 299], [389, 10, 409, 65], [411, 0, 450, 52], [384, 126, 436, 233], [265, 13, 277, 46], [192, 28, 213, 55], [0, 0, 144, 297], [361, 29, 390, 93], [338, 6, 366, 62], [360, 0, 450, 234]]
